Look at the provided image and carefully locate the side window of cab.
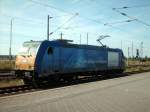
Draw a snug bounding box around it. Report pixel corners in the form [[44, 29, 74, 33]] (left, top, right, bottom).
[[47, 47, 53, 55]]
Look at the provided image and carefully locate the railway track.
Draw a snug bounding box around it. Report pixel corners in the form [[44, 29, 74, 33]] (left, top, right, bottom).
[[0, 76, 100, 97], [0, 73, 121, 97], [0, 85, 36, 97], [0, 73, 133, 97], [0, 71, 16, 80], [0, 69, 150, 97]]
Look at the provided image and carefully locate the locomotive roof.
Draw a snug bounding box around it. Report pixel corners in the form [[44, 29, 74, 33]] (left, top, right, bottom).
[[24, 39, 122, 52], [47, 39, 122, 52]]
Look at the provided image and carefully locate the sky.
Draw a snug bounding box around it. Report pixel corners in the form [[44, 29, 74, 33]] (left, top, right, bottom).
[[0, 0, 150, 57]]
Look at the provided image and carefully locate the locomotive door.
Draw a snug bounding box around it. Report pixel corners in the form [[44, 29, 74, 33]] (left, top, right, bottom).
[[47, 46, 54, 72], [53, 47, 60, 73]]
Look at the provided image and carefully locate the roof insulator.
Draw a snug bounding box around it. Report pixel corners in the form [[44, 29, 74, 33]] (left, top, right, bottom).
[[123, 6, 128, 9], [121, 13, 127, 16]]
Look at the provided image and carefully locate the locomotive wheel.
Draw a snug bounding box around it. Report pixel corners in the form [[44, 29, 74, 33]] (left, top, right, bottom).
[[22, 77, 38, 88], [62, 75, 75, 82], [51, 74, 61, 82], [32, 78, 40, 88]]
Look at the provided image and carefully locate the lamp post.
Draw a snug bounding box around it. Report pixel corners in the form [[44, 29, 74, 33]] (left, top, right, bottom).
[[9, 18, 13, 60], [47, 15, 53, 40]]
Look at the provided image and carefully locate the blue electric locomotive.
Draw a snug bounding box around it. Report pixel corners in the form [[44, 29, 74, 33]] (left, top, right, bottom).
[[15, 39, 125, 84]]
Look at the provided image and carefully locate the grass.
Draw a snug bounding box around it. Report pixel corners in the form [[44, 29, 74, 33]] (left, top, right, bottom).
[[126, 60, 150, 72], [0, 79, 24, 88], [125, 66, 150, 73], [0, 60, 15, 71]]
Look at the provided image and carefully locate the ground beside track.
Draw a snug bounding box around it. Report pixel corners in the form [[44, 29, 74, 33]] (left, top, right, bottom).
[[0, 72, 150, 112]]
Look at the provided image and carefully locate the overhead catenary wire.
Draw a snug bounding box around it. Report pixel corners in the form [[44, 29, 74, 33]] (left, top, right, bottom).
[[28, 0, 128, 35], [28, 0, 75, 15], [2, 0, 149, 46], [104, 19, 135, 26], [27, 0, 137, 33], [27, 0, 105, 25], [1, 1, 150, 56], [50, 13, 79, 35], [0, 13, 44, 25], [0, 13, 74, 29], [0, 0, 146, 39], [112, 3, 150, 10], [112, 8, 150, 27]]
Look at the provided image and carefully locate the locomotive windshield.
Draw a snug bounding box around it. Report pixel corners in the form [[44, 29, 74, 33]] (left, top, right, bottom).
[[18, 41, 41, 55]]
